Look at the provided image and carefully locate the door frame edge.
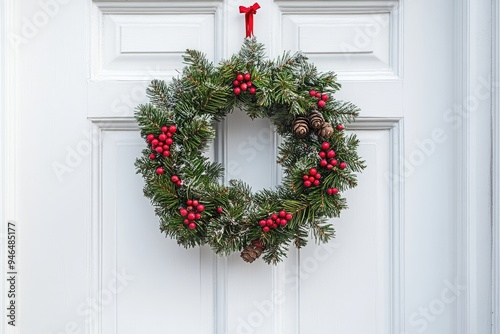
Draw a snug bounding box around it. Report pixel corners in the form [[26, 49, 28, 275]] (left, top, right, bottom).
[[492, 0, 500, 332], [1, 0, 20, 334]]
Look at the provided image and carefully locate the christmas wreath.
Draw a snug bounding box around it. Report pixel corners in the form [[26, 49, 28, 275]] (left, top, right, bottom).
[[135, 38, 365, 264]]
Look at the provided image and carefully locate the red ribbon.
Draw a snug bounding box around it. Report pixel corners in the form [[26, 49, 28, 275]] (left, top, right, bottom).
[[239, 3, 260, 38]]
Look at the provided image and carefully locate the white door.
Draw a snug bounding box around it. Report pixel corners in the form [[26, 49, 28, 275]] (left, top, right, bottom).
[[1, 0, 497, 333]]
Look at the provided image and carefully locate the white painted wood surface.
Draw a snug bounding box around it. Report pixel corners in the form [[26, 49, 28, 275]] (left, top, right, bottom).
[[0, 0, 497, 333]]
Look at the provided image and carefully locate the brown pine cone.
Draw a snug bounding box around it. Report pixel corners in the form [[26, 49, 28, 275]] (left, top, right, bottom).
[[292, 116, 310, 138], [315, 122, 334, 139], [241, 242, 263, 263], [308, 111, 325, 130]]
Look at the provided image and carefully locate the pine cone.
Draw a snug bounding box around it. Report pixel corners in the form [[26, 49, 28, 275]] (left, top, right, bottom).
[[315, 123, 334, 139], [241, 242, 263, 263], [308, 111, 325, 130], [292, 116, 310, 138]]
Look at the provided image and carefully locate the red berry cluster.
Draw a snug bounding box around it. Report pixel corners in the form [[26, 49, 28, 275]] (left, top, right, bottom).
[[147, 125, 177, 175], [309, 90, 329, 108], [326, 187, 339, 195], [258, 210, 293, 233], [318, 142, 347, 170], [233, 73, 256, 95], [318, 142, 337, 170], [170, 175, 183, 187], [302, 168, 321, 188], [179, 199, 205, 230]]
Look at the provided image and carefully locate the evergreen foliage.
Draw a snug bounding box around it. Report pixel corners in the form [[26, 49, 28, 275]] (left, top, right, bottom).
[[135, 38, 365, 264]]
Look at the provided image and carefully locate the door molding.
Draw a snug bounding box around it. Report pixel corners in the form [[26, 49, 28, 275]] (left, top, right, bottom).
[[350, 117, 405, 334], [455, 0, 495, 332], [1, 1, 20, 334]]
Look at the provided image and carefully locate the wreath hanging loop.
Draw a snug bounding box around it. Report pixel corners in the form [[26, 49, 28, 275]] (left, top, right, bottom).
[[135, 38, 365, 264]]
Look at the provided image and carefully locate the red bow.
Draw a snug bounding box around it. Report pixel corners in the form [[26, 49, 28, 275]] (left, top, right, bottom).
[[239, 3, 260, 38]]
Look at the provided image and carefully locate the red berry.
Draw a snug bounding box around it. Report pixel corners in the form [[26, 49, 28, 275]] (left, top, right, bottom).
[[244, 73, 251, 81], [330, 159, 338, 166], [326, 188, 333, 195], [149, 153, 156, 160], [266, 219, 273, 226], [321, 142, 330, 150], [217, 207, 223, 214], [155, 146, 163, 153], [195, 213, 201, 220], [315, 93, 321, 98], [236, 74, 244, 81], [272, 223, 278, 229], [234, 87, 241, 95], [158, 134, 167, 141], [304, 180, 312, 187], [279, 210, 286, 218], [271, 214, 278, 221], [309, 168, 317, 176], [318, 100, 326, 108], [165, 138, 173, 146], [161, 126, 168, 133], [319, 151, 326, 158], [285, 213, 293, 221], [309, 90, 316, 97], [332, 188, 339, 194], [320, 159, 328, 167], [309, 176, 315, 183], [327, 150, 335, 159], [263, 226, 270, 232], [313, 180, 320, 186], [336, 124, 344, 131], [179, 208, 188, 216], [156, 167, 164, 175], [196, 204, 205, 212], [171, 175, 179, 183], [339, 162, 347, 169], [162, 151, 170, 157], [249, 87, 256, 95], [192, 200, 199, 207], [189, 222, 196, 229], [147, 134, 155, 142], [233, 80, 240, 87], [183, 219, 190, 225], [280, 219, 288, 226], [166, 132, 173, 138], [176, 181, 182, 187], [252, 240, 263, 247], [151, 139, 159, 146], [187, 206, 193, 211], [169, 125, 177, 134], [187, 200, 193, 206], [162, 144, 169, 150], [327, 164, 333, 170], [246, 81, 252, 87], [302, 175, 309, 181], [315, 173, 321, 179], [187, 213, 196, 221], [259, 220, 267, 227], [240, 83, 248, 91], [321, 94, 329, 101]]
